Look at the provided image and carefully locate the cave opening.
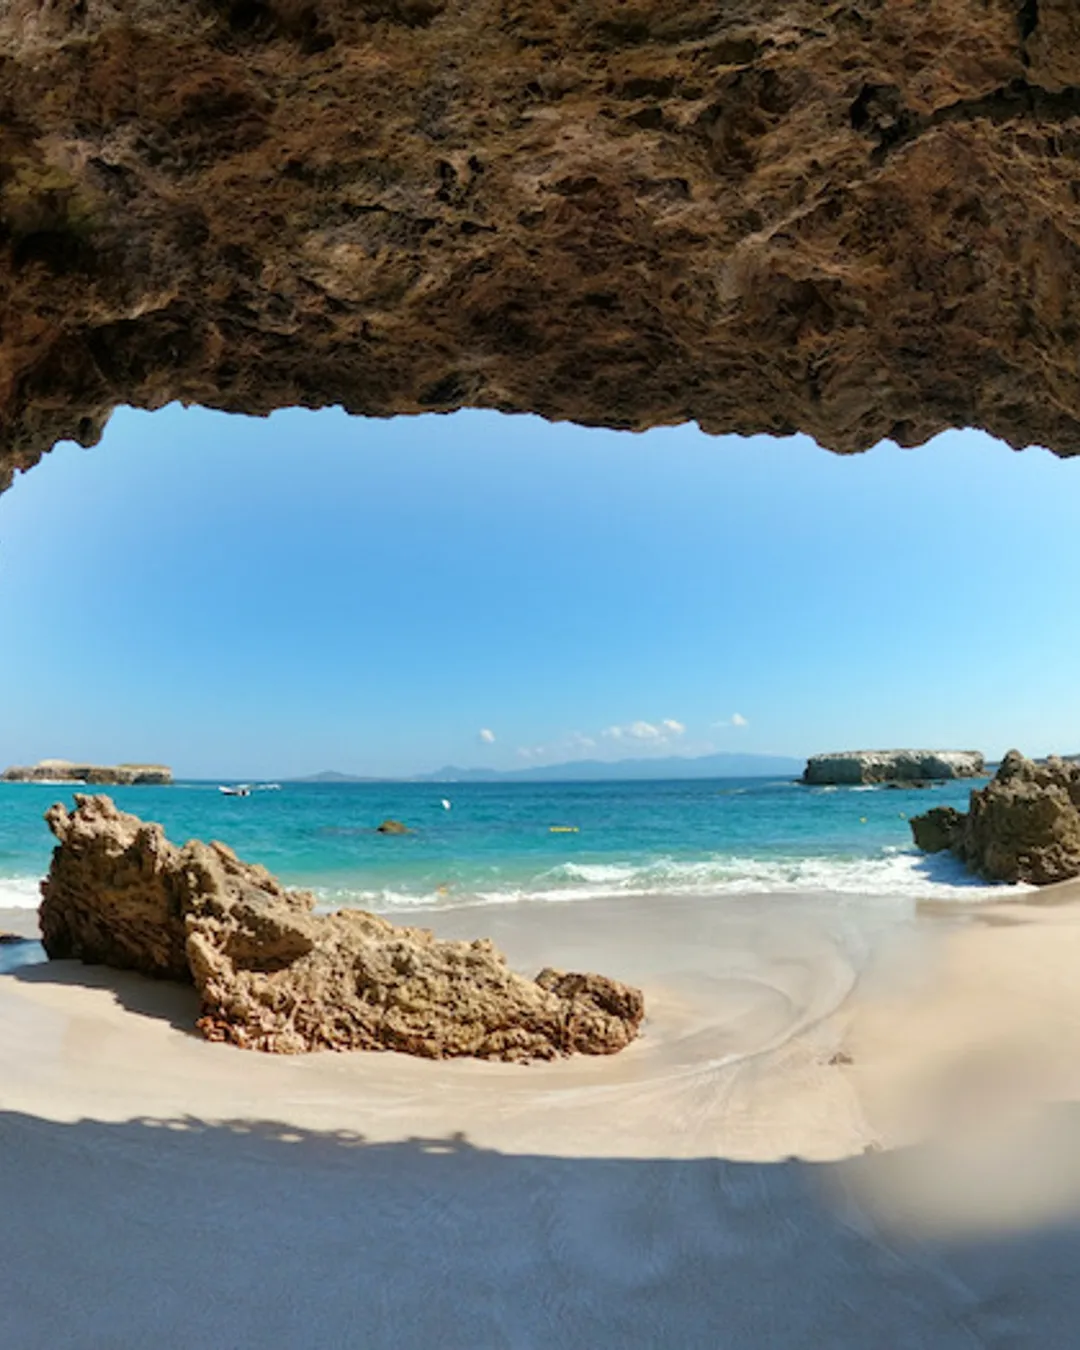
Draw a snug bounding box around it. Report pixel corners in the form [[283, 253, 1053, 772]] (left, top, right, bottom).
[[0, 405, 1076, 787]]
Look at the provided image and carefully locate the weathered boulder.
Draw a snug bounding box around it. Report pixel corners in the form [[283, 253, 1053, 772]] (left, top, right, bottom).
[[3, 760, 172, 785], [4, 3, 1080, 482], [803, 751, 984, 786], [911, 751, 1080, 886], [40, 795, 644, 1060], [40, 795, 193, 978], [909, 805, 965, 854]]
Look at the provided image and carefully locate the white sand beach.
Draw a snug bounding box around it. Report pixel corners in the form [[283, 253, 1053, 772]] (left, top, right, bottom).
[[5, 888, 1080, 1347]]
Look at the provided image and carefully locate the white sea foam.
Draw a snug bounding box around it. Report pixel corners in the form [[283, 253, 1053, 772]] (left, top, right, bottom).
[[311, 850, 1030, 914], [0, 876, 43, 909]]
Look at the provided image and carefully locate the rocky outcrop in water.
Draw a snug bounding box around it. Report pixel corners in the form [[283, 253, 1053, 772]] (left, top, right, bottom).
[[803, 751, 984, 786], [909, 806, 965, 856], [39, 795, 644, 1059], [3, 3, 1080, 483], [911, 751, 1080, 886], [2, 760, 172, 785]]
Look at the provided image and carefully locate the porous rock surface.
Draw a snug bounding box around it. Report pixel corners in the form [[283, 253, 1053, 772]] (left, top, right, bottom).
[[3, 2, 1080, 481], [911, 750, 1080, 885], [803, 750, 984, 785], [39, 794, 644, 1059]]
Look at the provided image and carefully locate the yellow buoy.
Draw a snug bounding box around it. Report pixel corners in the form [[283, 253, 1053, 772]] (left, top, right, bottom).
[[549, 826, 579, 833]]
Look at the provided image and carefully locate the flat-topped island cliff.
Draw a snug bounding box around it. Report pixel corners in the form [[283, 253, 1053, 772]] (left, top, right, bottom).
[[803, 750, 985, 786], [1, 759, 172, 786]]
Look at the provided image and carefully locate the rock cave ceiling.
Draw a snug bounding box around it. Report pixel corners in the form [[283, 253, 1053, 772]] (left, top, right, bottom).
[[2, 0, 1080, 491]]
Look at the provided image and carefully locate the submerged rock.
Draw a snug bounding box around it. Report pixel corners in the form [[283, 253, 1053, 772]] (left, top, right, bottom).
[[910, 751, 1080, 886], [40, 796, 644, 1060], [803, 751, 984, 786], [375, 819, 411, 835]]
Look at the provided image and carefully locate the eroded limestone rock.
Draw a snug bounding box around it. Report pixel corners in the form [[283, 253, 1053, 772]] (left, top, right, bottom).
[[910, 751, 1080, 885], [3, 759, 172, 785], [3, 3, 1080, 477], [803, 751, 984, 786], [40, 795, 194, 978], [40, 795, 644, 1059]]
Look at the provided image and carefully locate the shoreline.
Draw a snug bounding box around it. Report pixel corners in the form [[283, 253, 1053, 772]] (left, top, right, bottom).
[[0, 848, 1028, 921]]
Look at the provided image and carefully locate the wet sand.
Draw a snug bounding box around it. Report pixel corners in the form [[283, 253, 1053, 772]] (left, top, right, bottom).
[[4, 887, 1080, 1346]]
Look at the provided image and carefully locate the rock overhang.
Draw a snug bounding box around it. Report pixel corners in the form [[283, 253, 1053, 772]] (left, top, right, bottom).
[[3, 0, 1080, 489]]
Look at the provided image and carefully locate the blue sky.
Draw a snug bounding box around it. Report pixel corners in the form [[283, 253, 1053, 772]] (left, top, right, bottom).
[[0, 404, 1077, 778]]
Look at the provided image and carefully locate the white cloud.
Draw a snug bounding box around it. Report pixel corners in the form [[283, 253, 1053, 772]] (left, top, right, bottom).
[[602, 719, 686, 744], [478, 728, 496, 744], [628, 720, 662, 740], [569, 732, 597, 750], [731, 713, 748, 728], [517, 747, 534, 759]]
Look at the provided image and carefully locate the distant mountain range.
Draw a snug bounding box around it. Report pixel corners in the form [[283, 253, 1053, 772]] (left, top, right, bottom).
[[294, 769, 386, 783], [294, 752, 803, 784]]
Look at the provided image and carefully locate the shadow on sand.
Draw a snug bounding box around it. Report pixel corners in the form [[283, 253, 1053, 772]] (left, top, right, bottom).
[[8, 953, 201, 1033], [3, 1107, 1080, 1348]]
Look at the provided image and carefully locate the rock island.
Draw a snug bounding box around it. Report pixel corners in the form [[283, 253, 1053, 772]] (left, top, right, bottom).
[[1, 759, 172, 786], [802, 750, 985, 786]]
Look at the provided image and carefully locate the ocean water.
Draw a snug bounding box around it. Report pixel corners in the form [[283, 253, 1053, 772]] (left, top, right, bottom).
[[0, 775, 1016, 915]]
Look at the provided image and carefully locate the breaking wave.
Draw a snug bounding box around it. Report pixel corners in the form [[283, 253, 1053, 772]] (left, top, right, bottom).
[[310, 849, 1027, 913], [0, 876, 42, 909]]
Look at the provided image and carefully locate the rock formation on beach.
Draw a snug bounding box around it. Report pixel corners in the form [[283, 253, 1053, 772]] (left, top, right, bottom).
[[3, 3, 1080, 484], [803, 751, 984, 786], [910, 751, 1080, 886], [2, 760, 172, 785], [909, 806, 966, 856], [39, 795, 644, 1060]]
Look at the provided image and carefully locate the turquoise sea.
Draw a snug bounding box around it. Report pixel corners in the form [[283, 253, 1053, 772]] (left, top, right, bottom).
[[0, 775, 1011, 914]]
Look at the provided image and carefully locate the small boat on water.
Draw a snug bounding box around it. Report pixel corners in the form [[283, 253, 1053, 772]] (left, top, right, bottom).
[[219, 784, 252, 797]]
